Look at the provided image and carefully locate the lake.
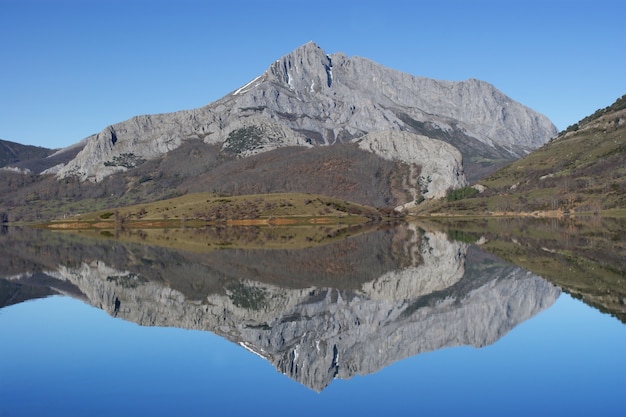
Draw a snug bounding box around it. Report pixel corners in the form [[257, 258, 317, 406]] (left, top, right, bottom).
[[1, 219, 625, 417]]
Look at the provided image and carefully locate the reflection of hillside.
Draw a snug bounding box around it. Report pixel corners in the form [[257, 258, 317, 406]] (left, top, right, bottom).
[[438, 216, 626, 322], [0, 272, 84, 308], [0, 224, 421, 305], [67, 217, 385, 254], [0, 224, 419, 307], [0, 225, 559, 391]]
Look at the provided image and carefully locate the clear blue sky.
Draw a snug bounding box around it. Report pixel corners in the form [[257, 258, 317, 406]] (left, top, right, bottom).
[[1, 0, 624, 149]]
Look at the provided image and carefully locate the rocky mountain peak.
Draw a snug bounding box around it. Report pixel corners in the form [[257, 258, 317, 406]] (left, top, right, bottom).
[[231, 43, 556, 155], [268, 41, 334, 94]]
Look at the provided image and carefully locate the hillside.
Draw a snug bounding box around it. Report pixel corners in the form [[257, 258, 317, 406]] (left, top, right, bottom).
[[424, 94, 626, 215], [39, 192, 388, 252], [0, 139, 54, 169], [0, 142, 416, 222]]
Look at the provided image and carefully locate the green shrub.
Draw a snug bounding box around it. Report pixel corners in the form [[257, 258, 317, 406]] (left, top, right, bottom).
[[223, 126, 264, 155], [446, 186, 478, 202], [104, 153, 146, 168], [447, 230, 479, 244]]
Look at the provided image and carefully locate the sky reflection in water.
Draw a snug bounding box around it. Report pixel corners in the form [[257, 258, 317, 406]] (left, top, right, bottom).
[[2, 289, 625, 417]]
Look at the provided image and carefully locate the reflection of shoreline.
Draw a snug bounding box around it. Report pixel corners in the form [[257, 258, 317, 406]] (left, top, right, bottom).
[[0, 225, 560, 391], [46, 221, 388, 253]]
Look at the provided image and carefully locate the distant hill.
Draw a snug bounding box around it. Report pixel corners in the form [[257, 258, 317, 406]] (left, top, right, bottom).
[[0, 139, 54, 169], [426, 94, 626, 215]]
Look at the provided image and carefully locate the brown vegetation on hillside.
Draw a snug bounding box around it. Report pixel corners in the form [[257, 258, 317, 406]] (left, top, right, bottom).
[[1, 140, 420, 222], [177, 144, 415, 208]]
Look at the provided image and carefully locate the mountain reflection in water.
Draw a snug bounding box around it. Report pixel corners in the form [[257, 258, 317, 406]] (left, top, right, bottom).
[[0, 224, 560, 391]]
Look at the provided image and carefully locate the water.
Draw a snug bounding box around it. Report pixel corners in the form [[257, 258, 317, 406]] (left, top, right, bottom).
[[0, 221, 624, 416]]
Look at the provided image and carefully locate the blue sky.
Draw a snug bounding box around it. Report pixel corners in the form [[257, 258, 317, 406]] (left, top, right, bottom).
[[1, 0, 624, 149]]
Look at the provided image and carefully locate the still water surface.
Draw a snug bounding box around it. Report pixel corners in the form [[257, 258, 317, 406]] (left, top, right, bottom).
[[1, 221, 624, 416]]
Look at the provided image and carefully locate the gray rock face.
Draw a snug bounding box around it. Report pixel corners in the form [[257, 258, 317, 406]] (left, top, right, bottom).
[[357, 131, 466, 200], [43, 229, 560, 392], [48, 41, 557, 196]]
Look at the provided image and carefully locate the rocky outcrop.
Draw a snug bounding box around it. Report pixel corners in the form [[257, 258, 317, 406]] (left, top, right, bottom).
[[47, 42, 556, 197], [357, 131, 466, 200], [361, 228, 466, 300]]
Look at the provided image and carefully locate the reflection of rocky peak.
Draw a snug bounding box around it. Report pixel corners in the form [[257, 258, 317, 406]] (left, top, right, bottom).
[[361, 227, 467, 300], [39, 228, 560, 391], [266, 268, 556, 391]]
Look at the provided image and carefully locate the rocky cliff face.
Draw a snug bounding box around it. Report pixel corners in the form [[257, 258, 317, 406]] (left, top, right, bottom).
[[357, 131, 466, 200], [34, 227, 559, 391], [47, 42, 556, 198]]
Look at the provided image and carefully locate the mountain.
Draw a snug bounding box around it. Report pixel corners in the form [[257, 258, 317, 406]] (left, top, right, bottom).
[[46, 42, 555, 184], [426, 93, 626, 215], [1, 42, 556, 221]]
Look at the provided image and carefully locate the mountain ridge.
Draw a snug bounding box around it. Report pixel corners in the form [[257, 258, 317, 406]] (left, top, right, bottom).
[[47, 42, 555, 185]]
